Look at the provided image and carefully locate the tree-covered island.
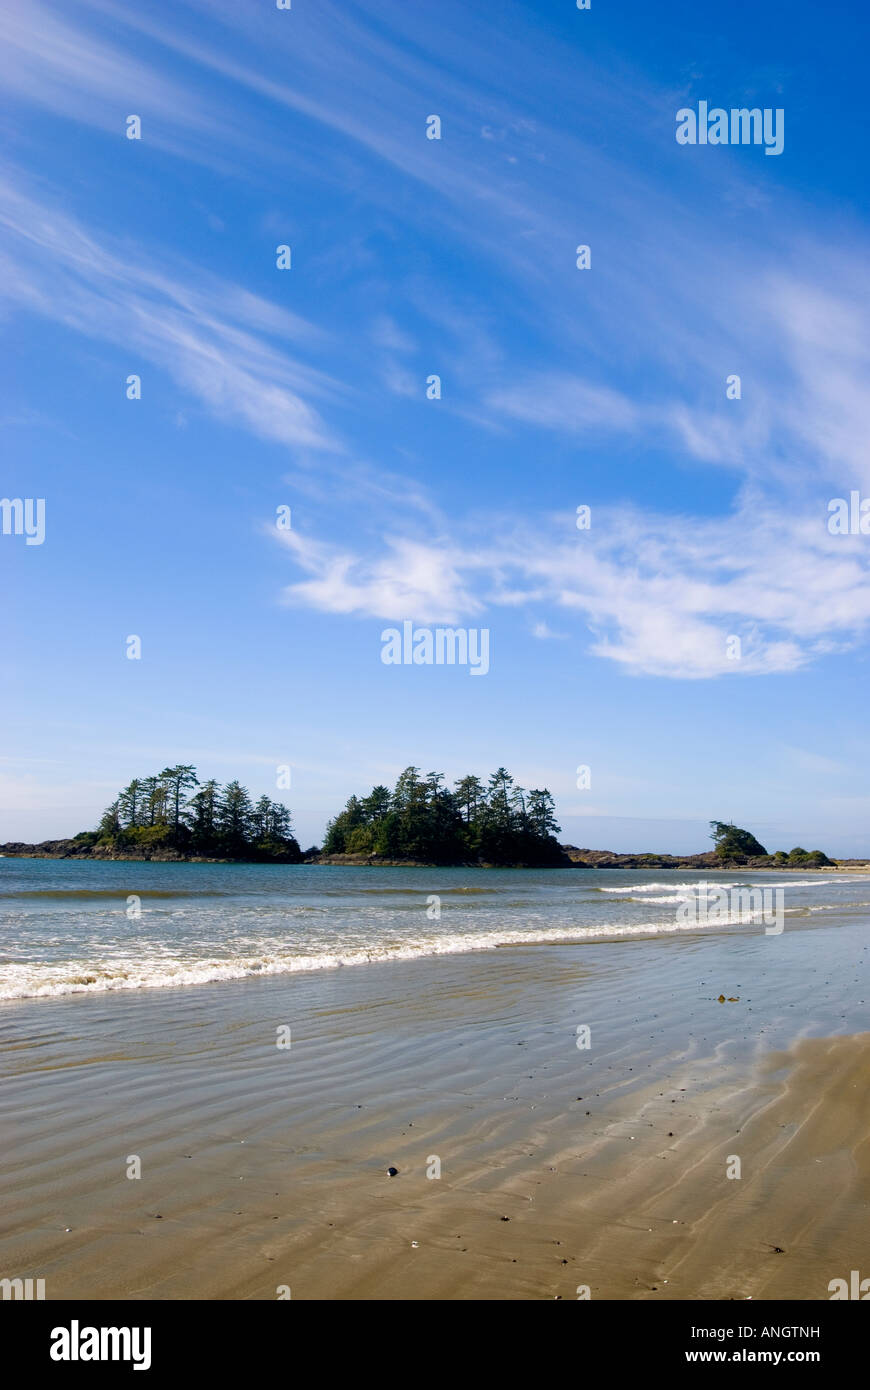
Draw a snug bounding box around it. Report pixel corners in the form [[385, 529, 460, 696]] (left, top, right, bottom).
[[322, 765, 564, 865], [0, 773, 841, 868], [83, 764, 302, 862]]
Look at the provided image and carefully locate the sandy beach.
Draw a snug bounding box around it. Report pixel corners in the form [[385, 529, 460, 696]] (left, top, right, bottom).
[[2, 907, 868, 1301]]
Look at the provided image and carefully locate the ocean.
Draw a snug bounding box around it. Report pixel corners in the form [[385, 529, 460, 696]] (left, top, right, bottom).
[[2, 858, 869, 1001]]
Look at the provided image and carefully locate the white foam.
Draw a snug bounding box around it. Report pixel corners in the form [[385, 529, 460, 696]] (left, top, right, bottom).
[[0, 912, 784, 1000], [599, 881, 747, 892], [600, 877, 858, 893]]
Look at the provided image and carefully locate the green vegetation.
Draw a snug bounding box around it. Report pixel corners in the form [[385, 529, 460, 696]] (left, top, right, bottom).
[[84, 777, 833, 869], [95, 764, 301, 861], [709, 820, 768, 858], [323, 765, 564, 866], [710, 821, 832, 867], [771, 847, 833, 867]]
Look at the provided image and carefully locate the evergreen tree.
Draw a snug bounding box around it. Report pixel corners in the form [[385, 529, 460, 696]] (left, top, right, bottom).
[[251, 794, 272, 843], [361, 786, 391, 822], [323, 794, 365, 852], [486, 768, 515, 829], [189, 780, 220, 847], [98, 799, 122, 838], [319, 766, 562, 865], [709, 821, 767, 859], [91, 766, 300, 861], [392, 766, 425, 818], [92, 760, 562, 867], [219, 781, 254, 845], [159, 765, 199, 831], [527, 789, 560, 838], [268, 802, 294, 842], [118, 778, 144, 829], [511, 784, 529, 832], [139, 777, 158, 825], [148, 778, 171, 826], [454, 775, 484, 825]]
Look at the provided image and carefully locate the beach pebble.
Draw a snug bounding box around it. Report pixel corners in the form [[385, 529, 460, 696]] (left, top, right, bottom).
[[387, 1166, 399, 1177]]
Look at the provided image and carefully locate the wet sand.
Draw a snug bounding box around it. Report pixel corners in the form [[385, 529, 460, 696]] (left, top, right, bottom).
[[1, 924, 868, 1300]]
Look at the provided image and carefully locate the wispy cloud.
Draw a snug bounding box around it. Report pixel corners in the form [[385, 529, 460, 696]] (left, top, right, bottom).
[[6, 0, 870, 686], [0, 168, 343, 451], [277, 530, 484, 625], [276, 497, 870, 679], [7, 0, 869, 497], [0, 0, 245, 169]]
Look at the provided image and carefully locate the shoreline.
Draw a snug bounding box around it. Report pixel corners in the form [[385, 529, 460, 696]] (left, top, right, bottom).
[[3, 848, 865, 869], [2, 923, 869, 1299]]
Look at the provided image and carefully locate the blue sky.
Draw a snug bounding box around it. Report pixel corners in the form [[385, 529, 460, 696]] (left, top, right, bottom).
[[2, 0, 870, 854]]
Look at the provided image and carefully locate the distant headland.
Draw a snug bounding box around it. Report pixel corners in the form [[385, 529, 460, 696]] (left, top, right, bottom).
[[0, 767, 852, 869]]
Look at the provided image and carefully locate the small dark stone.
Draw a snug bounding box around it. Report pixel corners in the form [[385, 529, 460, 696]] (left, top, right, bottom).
[[387, 1166, 399, 1177], [500, 1215, 510, 1221]]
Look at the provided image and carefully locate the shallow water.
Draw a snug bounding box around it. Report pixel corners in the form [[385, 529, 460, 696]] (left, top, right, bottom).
[[0, 922, 868, 1299], [1, 859, 869, 999]]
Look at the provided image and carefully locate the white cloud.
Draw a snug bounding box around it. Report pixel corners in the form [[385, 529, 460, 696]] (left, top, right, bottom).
[[0, 170, 341, 452], [0, 0, 240, 168], [487, 375, 639, 433], [277, 531, 485, 625], [273, 499, 870, 679]]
